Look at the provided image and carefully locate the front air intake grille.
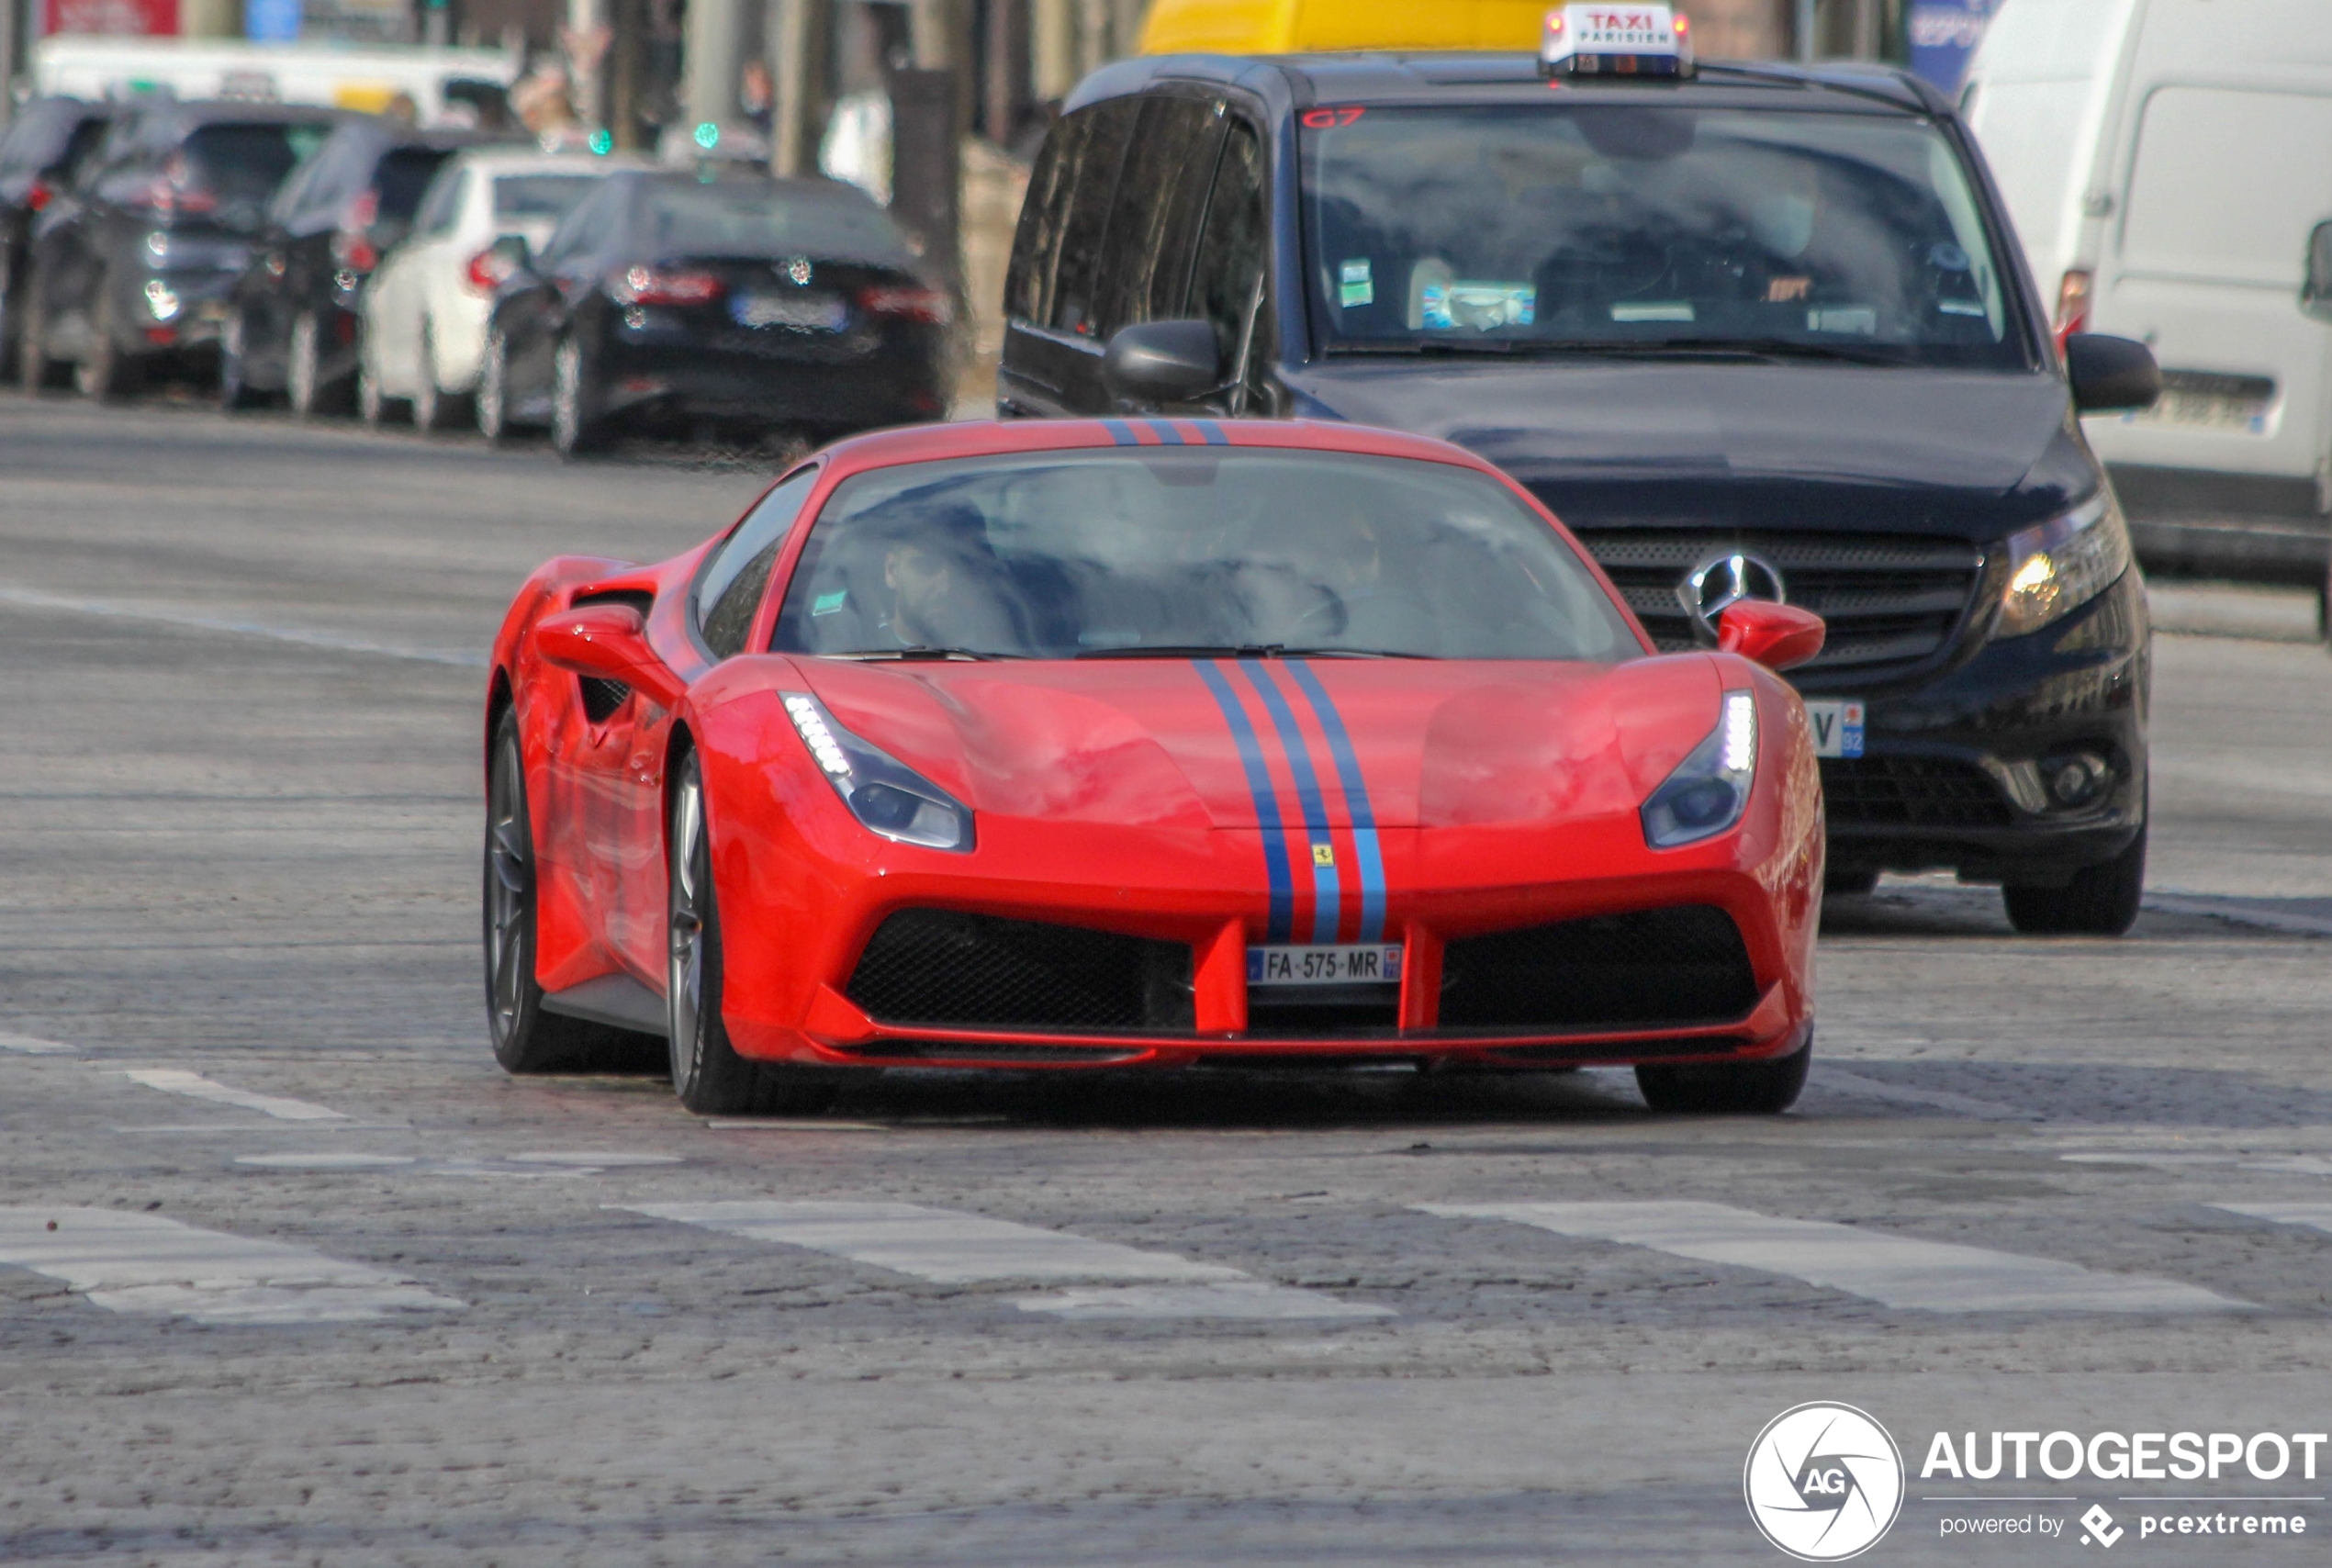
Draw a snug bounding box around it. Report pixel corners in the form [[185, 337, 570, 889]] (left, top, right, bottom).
[[846, 910, 1194, 1031], [1438, 905, 1758, 1031], [1575, 530, 1982, 678], [1821, 756, 2013, 829]]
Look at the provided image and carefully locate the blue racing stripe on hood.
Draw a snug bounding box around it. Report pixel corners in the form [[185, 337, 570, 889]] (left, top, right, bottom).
[[1242, 661, 1340, 946], [1195, 660, 1292, 944], [1286, 662, 1387, 944]]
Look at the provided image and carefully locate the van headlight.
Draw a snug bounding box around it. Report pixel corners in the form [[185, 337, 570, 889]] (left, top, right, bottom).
[[781, 691, 974, 852], [1642, 689, 1757, 848], [1993, 490, 2133, 639]]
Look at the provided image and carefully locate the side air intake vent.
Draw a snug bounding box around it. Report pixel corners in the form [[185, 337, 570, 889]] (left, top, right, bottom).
[[578, 677, 630, 722]]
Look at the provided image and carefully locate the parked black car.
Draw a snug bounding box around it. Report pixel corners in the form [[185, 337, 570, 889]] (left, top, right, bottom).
[[219, 118, 505, 417], [479, 169, 951, 455], [1000, 52, 2165, 935], [17, 99, 343, 398], [0, 96, 117, 371]]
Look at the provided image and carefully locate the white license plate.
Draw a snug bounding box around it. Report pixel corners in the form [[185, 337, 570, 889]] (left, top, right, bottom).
[[2134, 388, 2269, 431], [1804, 699, 1866, 758], [733, 291, 847, 330], [1248, 944, 1404, 988]]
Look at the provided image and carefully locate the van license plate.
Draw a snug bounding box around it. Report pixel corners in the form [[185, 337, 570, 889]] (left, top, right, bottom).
[[1248, 944, 1404, 987], [1803, 700, 1866, 758]]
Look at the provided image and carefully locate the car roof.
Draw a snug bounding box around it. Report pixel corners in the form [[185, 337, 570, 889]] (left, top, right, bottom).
[[1070, 50, 1950, 117], [125, 98, 359, 129], [445, 149, 650, 177], [813, 418, 1519, 483]]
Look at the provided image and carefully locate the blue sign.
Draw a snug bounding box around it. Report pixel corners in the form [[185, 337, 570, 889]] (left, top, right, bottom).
[[1907, 0, 1993, 96], [246, 0, 302, 42]]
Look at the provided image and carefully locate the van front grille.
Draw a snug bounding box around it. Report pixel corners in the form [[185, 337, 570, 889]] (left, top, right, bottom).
[[1575, 530, 1982, 680]]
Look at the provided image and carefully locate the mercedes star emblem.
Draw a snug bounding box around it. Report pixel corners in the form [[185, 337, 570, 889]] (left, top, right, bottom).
[[1680, 551, 1787, 639]]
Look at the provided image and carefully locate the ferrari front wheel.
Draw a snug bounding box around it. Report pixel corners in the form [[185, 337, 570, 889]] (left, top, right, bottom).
[[667, 752, 838, 1116], [1635, 1034, 1811, 1115], [484, 711, 596, 1072]]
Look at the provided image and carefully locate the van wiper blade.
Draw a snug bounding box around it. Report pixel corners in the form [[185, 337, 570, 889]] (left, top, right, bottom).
[[1599, 336, 1911, 365], [1324, 338, 1534, 356], [1075, 644, 1428, 660]]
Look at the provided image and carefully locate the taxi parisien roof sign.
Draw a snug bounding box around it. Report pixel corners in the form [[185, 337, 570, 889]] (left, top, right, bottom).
[[1541, 4, 1696, 79]]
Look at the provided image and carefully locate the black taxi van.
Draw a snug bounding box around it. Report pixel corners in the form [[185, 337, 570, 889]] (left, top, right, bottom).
[[997, 26, 2166, 935]]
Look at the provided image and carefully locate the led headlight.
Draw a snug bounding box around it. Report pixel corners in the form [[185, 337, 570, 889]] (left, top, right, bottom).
[[1642, 689, 1757, 848], [1993, 489, 2132, 639], [781, 691, 974, 852]]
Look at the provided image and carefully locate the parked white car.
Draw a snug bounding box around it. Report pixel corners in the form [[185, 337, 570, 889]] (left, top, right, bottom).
[[359, 150, 642, 429], [1962, 0, 2332, 606]]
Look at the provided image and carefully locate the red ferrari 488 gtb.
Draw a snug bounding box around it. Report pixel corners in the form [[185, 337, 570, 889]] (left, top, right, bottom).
[[484, 419, 1829, 1115]]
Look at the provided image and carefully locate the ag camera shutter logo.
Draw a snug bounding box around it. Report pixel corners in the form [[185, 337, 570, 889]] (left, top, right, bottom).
[[1744, 1402, 1905, 1561]]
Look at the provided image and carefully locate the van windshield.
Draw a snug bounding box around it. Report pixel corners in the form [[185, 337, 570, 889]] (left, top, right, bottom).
[[772, 448, 1640, 662], [1302, 105, 2029, 368]]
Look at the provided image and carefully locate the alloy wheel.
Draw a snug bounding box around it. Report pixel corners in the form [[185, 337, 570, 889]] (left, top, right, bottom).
[[666, 766, 707, 1088], [485, 728, 534, 1048], [288, 313, 320, 416]]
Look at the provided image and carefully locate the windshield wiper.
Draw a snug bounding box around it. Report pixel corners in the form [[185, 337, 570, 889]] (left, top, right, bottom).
[[1326, 336, 1909, 365], [1580, 336, 1910, 365], [826, 645, 1017, 662], [1074, 644, 1429, 660]]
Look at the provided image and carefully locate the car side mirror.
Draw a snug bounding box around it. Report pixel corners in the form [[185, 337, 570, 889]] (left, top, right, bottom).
[[533, 603, 684, 708], [1717, 601, 1825, 672], [2304, 220, 2332, 322], [1100, 319, 1225, 407], [2064, 332, 2161, 413]]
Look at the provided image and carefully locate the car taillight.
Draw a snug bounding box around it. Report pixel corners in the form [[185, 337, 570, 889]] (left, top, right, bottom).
[[331, 230, 378, 273], [611, 265, 723, 307], [26, 177, 52, 212], [466, 248, 515, 295], [2055, 268, 2092, 350], [858, 285, 953, 324]]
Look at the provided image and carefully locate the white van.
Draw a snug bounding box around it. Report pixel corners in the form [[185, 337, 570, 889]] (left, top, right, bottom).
[[32, 37, 519, 131], [1961, 0, 2332, 613]]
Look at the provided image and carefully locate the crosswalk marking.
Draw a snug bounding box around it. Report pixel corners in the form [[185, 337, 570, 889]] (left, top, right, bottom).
[[0, 1031, 77, 1055], [1015, 1282, 1393, 1320], [1416, 1200, 2249, 1314], [2211, 1201, 2332, 1234], [618, 1200, 1240, 1283], [122, 1068, 347, 1122], [619, 1199, 1385, 1318], [0, 1207, 461, 1325]]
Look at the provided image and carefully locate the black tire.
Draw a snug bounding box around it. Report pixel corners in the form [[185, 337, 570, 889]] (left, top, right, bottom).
[[2004, 815, 2147, 936], [74, 282, 140, 402], [288, 311, 351, 418], [16, 280, 64, 391], [412, 322, 465, 431], [484, 710, 602, 1073], [667, 750, 840, 1115], [476, 327, 512, 441], [218, 308, 260, 410], [551, 334, 602, 457], [1636, 1035, 1811, 1115], [355, 335, 392, 426]]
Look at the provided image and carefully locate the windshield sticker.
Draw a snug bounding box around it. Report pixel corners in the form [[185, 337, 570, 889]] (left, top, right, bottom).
[[1421, 282, 1535, 332], [1808, 307, 1878, 334], [1764, 275, 1811, 303], [1938, 298, 1987, 317], [1609, 301, 1695, 324], [1338, 260, 1374, 308], [812, 589, 848, 617], [1300, 106, 1366, 129]]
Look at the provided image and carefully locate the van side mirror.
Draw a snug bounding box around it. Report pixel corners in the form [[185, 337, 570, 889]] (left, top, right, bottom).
[[2304, 220, 2332, 321], [1101, 319, 1225, 407], [1716, 601, 1825, 672], [2064, 333, 2160, 413]]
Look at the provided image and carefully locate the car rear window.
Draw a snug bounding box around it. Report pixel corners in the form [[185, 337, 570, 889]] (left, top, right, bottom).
[[185, 121, 336, 204], [374, 147, 455, 223], [492, 173, 600, 221], [773, 447, 1640, 662], [644, 181, 911, 263], [1303, 104, 2030, 369]]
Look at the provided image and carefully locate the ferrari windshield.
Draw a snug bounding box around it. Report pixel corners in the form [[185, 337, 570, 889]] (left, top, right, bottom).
[[771, 447, 1639, 661], [1303, 105, 2026, 368]]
